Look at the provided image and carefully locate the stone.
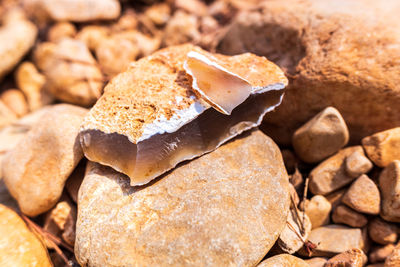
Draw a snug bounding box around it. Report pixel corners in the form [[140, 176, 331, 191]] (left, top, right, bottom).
[[0, 89, 28, 117], [379, 161, 400, 222], [80, 44, 287, 186], [325, 188, 346, 209], [368, 218, 398, 245], [309, 146, 363, 195], [386, 243, 400, 267], [257, 254, 309, 267], [305, 257, 328, 267], [0, 9, 37, 82], [292, 107, 349, 163], [331, 205, 368, 228], [0, 99, 17, 128], [2, 104, 87, 216], [163, 10, 200, 46], [368, 264, 384, 267], [281, 149, 299, 174], [144, 3, 171, 26], [289, 167, 303, 191], [299, 225, 367, 257], [342, 174, 381, 215], [362, 128, 400, 168], [0, 204, 52, 266], [65, 160, 86, 203], [289, 183, 300, 206], [324, 248, 367, 267], [369, 244, 395, 263], [345, 149, 374, 178], [34, 38, 104, 106], [76, 25, 109, 52], [75, 130, 290, 266], [47, 21, 77, 42], [219, 0, 400, 145], [303, 195, 331, 229]]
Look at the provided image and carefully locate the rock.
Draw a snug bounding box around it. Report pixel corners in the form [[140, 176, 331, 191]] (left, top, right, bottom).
[[345, 149, 374, 178], [362, 128, 400, 167], [303, 195, 331, 229], [2, 104, 87, 216], [47, 21, 77, 42], [299, 225, 367, 257], [325, 188, 346, 209], [144, 3, 171, 26], [0, 99, 17, 128], [292, 107, 349, 163], [386, 243, 400, 267], [163, 10, 200, 46], [34, 38, 104, 106], [0, 9, 37, 82], [175, 0, 208, 17], [379, 161, 400, 222], [76, 25, 109, 52], [324, 248, 367, 267], [0, 89, 28, 117], [305, 257, 328, 267], [0, 204, 52, 266], [289, 167, 303, 191], [368, 264, 385, 267], [368, 218, 398, 245], [75, 130, 290, 266], [331, 205, 368, 228], [281, 149, 299, 174], [65, 160, 86, 203], [342, 174, 380, 215], [289, 183, 300, 206], [369, 244, 395, 263], [219, 0, 400, 145], [257, 254, 309, 267], [309, 146, 363, 195]]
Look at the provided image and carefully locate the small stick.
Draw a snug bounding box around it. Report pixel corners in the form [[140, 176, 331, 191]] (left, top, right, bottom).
[[302, 177, 310, 232], [290, 194, 305, 235]]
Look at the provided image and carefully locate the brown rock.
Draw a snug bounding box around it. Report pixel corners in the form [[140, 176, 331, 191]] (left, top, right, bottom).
[[368, 264, 385, 267], [326, 188, 346, 209], [2, 104, 87, 216], [342, 174, 381, 215], [144, 3, 171, 26], [304, 195, 332, 229], [0, 99, 17, 128], [257, 254, 309, 267], [76, 25, 110, 51], [47, 21, 77, 42], [369, 244, 395, 263], [0, 89, 28, 117], [324, 248, 367, 267], [305, 257, 328, 267], [332, 205, 368, 228], [379, 161, 400, 222], [220, 0, 400, 145], [292, 107, 349, 163], [368, 218, 398, 245], [0, 204, 52, 266], [163, 10, 200, 46], [309, 146, 363, 195], [175, 0, 208, 17], [345, 149, 374, 178], [362, 128, 400, 167], [75, 130, 290, 266], [386, 243, 400, 267]]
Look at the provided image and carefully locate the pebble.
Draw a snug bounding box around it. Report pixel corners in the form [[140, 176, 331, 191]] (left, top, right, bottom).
[[368, 217, 398, 245], [303, 195, 331, 229], [385, 243, 400, 267], [331, 205, 368, 228], [47, 22, 77, 42], [324, 248, 367, 267], [305, 257, 327, 267], [0, 89, 28, 117], [379, 160, 400, 222], [345, 149, 373, 178], [257, 254, 309, 267], [369, 244, 395, 263]]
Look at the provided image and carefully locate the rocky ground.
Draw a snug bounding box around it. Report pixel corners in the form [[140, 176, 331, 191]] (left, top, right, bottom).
[[0, 0, 399, 266]]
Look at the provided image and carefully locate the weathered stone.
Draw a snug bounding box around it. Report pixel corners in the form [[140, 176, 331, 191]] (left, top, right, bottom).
[[342, 174, 380, 215], [2, 104, 87, 216], [220, 0, 400, 145], [257, 254, 308, 267], [47, 21, 77, 42], [325, 188, 346, 209], [369, 244, 395, 263], [309, 146, 362, 195], [163, 10, 200, 46], [368, 218, 398, 245], [0, 89, 28, 117], [144, 2, 171, 26], [292, 107, 349, 163], [303, 195, 331, 229], [0, 99, 17, 128], [332, 205, 368, 228], [281, 149, 299, 175], [324, 248, 367, 267], [386, 243, 400, 267], [305, 257, 327, 267], [75, 130, 290, 266], [362, 128, 400, 167], [0, 204, 52, 266], [379, 161, 400, 222], [345, 149, 373, 178]]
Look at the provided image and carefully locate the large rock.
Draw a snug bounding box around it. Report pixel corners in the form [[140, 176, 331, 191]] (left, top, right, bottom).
[[219, 0, 400, 145], [0, 204, 52, 266], [2, 104, 87, 216], [75, 130, 290, 266]]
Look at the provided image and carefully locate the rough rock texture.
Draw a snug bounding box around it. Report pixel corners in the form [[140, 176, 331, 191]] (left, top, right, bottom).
[[309, 146, 363, 195], [368, 218, 398, 245], [75, 130, 290, 266], [324, 248, 367, 267], [257, 254, 308, 267], [0, 204, 52, 266], [362, 128, 400, 167], [325, 188, 346, 209], [2, 104, 87, 216], [386, 243, 400, 267], [370, 244, 395, 263], [332, 205, 368, 228], [219, 0, 400, 145], [379, 161, 400, 222], [342, 174, 381, 215], [345, 149, 373, 178], [292, 107, 349, 163], [303, 195, 331, 229]]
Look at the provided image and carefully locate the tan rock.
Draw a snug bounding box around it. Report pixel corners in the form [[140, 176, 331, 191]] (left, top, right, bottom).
[[304, 195, 331, 229], [370, 244, 395, 263], [379, 161, 400, 222], [220, 0, 400, 145], [0, 204, 52, 266], [345, 149, 374, 178], [309, 146, 363, 195], [362, 128, 400, 167], [281, 149, 299, 175], [368, 264, 385, 267], [163, 10, 200, 46], [342, 174, 381, 215], [175, 0, 208, 17], [0, 9, 37, 82], [299, 225, 367, 257], [332, 205, 368, 228], [305, 257, 328, 267], [47, 21, 77, 42], [2, 104, 87, 216], [324, 248, 367, 267], [368, 218, 398, 245], [75, 130, 290, 266], [144, 3, 171, 26], [325, 188, 346, 209], [34, 38, 104, 106], [76, 25, 110, 52], [0, 89, 28, 117], [292, 107, 349, 163], [257, 254, 309, 267], [385, 243, 400, 267], [114, 10, 138, 31], [0, 100, 17, 128]]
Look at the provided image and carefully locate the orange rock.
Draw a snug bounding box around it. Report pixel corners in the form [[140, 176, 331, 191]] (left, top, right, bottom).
[[332, 205, 368, 228], [324, 248, 367, 267], [0, 89, 28, 117]]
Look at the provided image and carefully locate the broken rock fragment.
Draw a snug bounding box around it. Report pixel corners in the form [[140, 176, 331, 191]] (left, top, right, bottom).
[[80, 44, 287, 185], [75, 130, 290, 266]]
